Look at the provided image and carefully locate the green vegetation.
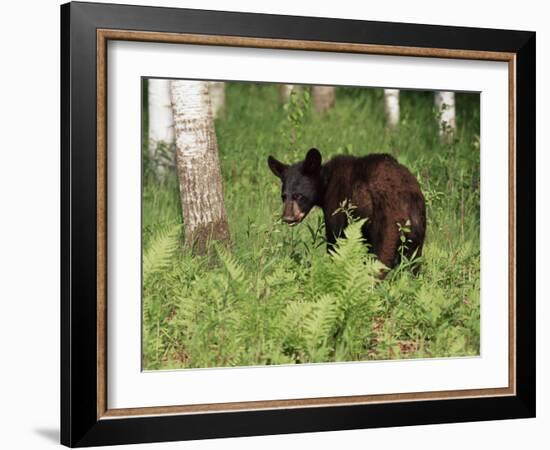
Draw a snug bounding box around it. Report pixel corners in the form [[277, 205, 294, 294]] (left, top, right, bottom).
[[142, 83, 480, 370]]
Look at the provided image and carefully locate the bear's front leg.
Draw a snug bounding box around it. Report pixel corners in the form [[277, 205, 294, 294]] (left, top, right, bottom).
[[324, 210, 347, 253]]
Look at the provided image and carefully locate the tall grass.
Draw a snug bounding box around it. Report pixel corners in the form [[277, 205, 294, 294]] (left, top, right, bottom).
[[142, 83, 480, 370]]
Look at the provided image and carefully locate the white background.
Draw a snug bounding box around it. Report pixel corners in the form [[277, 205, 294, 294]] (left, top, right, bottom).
[[0, 0, 546, 449]]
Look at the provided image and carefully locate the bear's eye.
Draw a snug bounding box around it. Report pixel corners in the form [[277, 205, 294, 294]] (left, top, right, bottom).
[[292, 193, 304, 201]]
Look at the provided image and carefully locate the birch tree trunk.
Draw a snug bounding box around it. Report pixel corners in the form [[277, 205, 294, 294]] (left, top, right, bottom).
[[384, 89, 400, 130], [434, 91, 456, 143], [279, 84, 302, 103], [209, 81, 226, 119], [170, 80, 230, 253], [148, 79, 175, 178], [312, 86, 336, 114]]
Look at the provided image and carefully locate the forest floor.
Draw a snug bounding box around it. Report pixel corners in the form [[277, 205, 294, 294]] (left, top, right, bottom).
[[142, 83, 481, 370]]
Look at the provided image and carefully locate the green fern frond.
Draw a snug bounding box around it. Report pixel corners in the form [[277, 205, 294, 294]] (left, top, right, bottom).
[[329, 219, 367, 264], [329, 219, 378, 298], [214, 242, 245, 283], [305, 294, 339, 347], [143, 224, 181, 280], [283, 301, 314, 330]]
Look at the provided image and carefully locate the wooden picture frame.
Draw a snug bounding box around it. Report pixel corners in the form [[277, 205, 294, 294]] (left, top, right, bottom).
[[61, 1, 535, 447]]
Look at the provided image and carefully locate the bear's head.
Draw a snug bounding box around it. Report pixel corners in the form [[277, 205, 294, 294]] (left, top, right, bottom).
[[267, 148, 322, 226]]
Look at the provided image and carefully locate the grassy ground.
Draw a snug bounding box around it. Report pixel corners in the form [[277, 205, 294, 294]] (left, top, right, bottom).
[[142, 82, 480, 370]]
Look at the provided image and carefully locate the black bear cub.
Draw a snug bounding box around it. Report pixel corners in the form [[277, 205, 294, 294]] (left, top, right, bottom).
[[268, 148, 426, 273]]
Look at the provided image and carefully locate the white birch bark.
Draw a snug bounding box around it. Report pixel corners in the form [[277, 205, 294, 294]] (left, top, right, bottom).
[[312, 86, 336, 114], [170, 80, 230, 252], [384, 89, 400, 130], [434, 91, 456, 142], [148, 79, 175, 177], [209, 81, 226, 119]]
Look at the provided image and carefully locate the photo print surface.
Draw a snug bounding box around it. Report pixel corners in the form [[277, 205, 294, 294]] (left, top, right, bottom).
[[142, 79, 480, 371]]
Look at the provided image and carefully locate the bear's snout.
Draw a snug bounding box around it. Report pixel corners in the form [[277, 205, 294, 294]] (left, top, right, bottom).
[[282, 201, 305, 226]]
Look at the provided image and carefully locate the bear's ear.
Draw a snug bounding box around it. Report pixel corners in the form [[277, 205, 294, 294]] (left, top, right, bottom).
[[267, 156, 288, 179], [302, 148, 322, 175]]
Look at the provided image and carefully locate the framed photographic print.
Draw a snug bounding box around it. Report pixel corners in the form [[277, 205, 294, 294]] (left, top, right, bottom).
[[60, 1, 536, 447]]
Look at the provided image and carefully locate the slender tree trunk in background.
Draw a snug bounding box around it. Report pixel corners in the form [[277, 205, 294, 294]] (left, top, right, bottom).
[[170, 80, 230, 253], [209, 81, 226, 119], [434, 91, 456, 143], [312, 86, 336, 114], [279, 84, 302, 103], [148, 79, 175, 178], [384, 89, 400, 130]]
